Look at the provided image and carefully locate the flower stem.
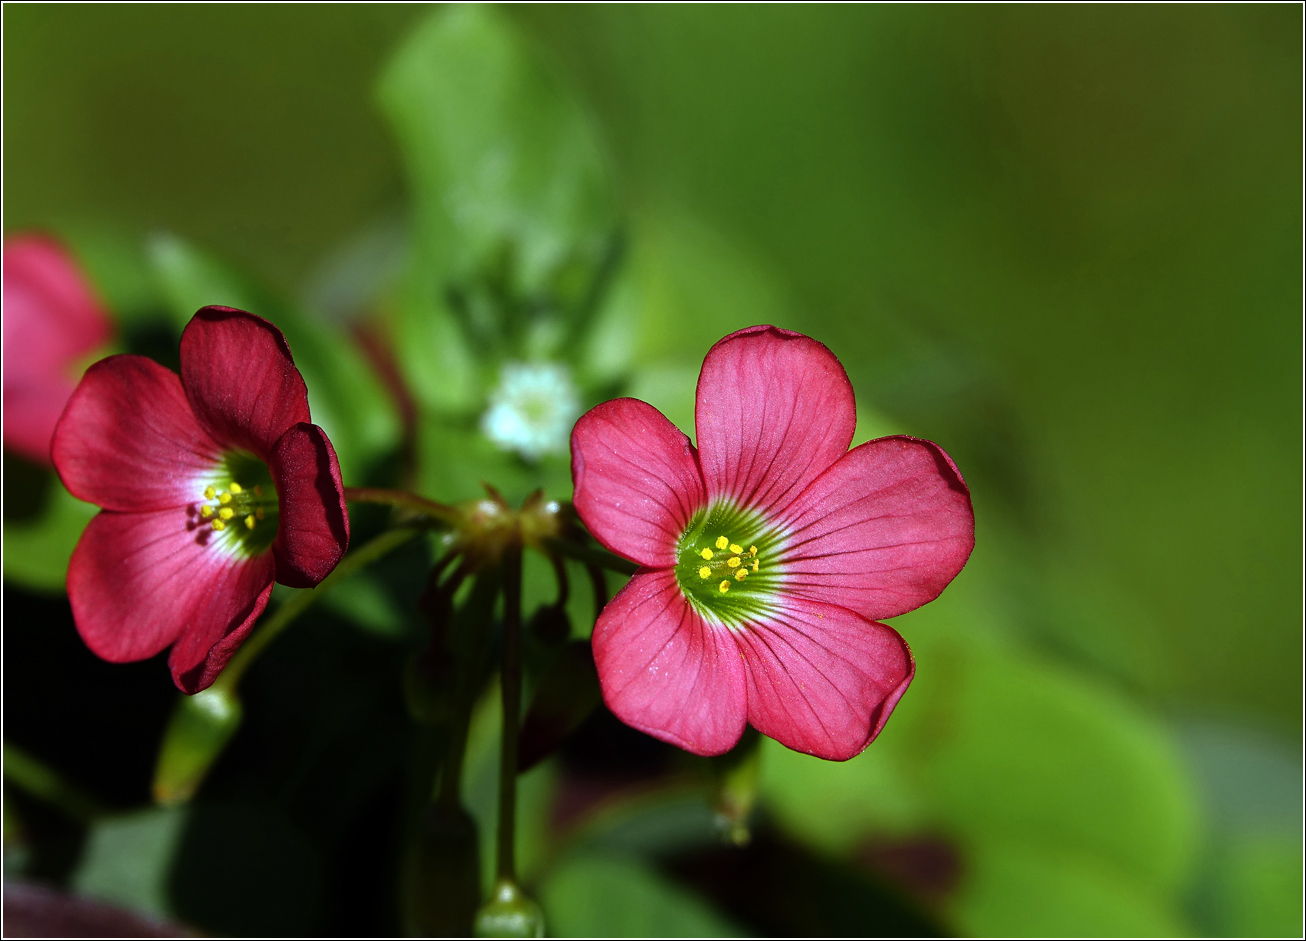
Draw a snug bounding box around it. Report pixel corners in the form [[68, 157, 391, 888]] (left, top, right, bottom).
[[344, 487, 460, 525], [496, 544, 524, 883], [215, 526, 421, 691]]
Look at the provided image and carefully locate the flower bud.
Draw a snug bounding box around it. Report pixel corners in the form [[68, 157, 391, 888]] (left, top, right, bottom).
[[152, 686, 242, 806], [474, 878, 544, 938]]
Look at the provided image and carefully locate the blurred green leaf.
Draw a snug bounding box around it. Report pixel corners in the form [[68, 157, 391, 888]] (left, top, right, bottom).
[[1214, 832, 1303, 938], [321, 570, 408, 639], [71, 806, 189, 918], [540, 852, 745, 938], [146, 233, 399, 483], [2, 484, 96, 593], [152, 687, 243, 807]]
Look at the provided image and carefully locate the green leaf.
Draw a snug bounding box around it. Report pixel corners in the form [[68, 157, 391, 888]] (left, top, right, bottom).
[[540, 853, 745, 938], [71, 806, 189, 918], [2, 484, 96, 593], [146, 233, 399, 483]]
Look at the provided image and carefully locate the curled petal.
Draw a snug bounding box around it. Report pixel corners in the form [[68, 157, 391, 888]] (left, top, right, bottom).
[[739, 599, 914, 761], [571, 398, 706, 568], [593, 568, 747, 756], [179, 307, 310, 457], [67, 508, 275, 693], [696, 325, 856, 516], [778, 436, 974, 620], [51, 355, 224, 512], [269, 422, 350, 588]]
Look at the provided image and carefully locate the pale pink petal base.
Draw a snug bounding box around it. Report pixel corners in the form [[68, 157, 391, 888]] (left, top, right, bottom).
[[593, 569, 747, 756], [738, 598, 914, 760], [778, 436, 975, 619], [68, 508, 275, 694], [571, 398, 706, 568]]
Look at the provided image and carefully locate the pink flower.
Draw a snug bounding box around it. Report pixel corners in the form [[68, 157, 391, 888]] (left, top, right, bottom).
[[51, 307, 350, 694], [570, 326, 974, 760], [3, 235, 113, 465]]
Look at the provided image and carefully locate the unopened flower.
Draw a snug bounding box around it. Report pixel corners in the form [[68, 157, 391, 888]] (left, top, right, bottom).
[[51, 307, 349, 693], [481, 361, 581, 461], [571, 326, 974, 760], [3, 235, 113, 465]]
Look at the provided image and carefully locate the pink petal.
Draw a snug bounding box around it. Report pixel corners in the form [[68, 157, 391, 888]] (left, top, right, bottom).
[[571, 398, 706, 568], [67, 508, 275, 693], [695, 326, 856, 516], [4, 375, 77, 466], [51, 355, 224, 512], [739, 598, 914, 760], [777, 436, 975, 620], [269, 422, 350, 589], [592, 568, 747, 756], [179, 307, 311, 457]]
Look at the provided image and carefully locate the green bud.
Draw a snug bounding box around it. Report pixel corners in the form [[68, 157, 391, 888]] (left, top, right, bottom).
[[474, 879, 544, 938], [712, 727, 761, 846], [152, 687, 242, 806]]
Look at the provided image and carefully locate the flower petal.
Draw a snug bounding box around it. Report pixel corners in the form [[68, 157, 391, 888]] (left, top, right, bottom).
[[269, 422, 350, 589], [67, 508, 275, 693], [739, 598, 914, 760], [51, 355, 224, 511], [4, 375, 77, 466], [695, 325, 856, 515], [571, 398, 706, 568], [179, 307, 311, 456], [777, 436, 975, 620], [593, 568, 748, 756]]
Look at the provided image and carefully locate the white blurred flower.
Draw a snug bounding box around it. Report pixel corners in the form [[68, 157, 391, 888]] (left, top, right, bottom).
[[480, 361, 581, 461]]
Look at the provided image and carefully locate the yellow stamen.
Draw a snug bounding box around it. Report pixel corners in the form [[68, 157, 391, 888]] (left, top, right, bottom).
[[218, 492, 232, 505], [726, 557, 741, 568], [228, 481, 243, 494], [735, 569, 748, 581], [729, 543, 743, 554], [749, 546, 757, 557], [204, 486, 216, 500], [244, 514, 256, 530], [700, 548, 714, 560], [218, 507, 234, 520], [698, 566, 711, 579], [718, 580, 730, 593], [752, 560, 759, 572], [199, 505, 213, 518], [211, 519, 226, 531], [715, 536, 729, 550]]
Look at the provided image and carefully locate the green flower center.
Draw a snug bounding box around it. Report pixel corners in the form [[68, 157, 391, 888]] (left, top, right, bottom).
[[674, 502, 786, 625], [193, 450, 278, 555]]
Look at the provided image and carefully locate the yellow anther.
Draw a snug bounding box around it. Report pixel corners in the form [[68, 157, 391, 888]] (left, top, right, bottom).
[[751, 560, 759, 572], [715, 536, 729, 550], [218, 507, 234, 520], [253, 484, 263, 496], [199, 505, 213, 518], [211, 519, 226, 531], [749, 546, 757, 557], [218, 492, 232, 505], [726, 557, 741, 568], [729, 543, 743, 555], [698, 566, 711, 579], [700, 548, 714, 560], [718, 580, 730, 593], [244, 514, 256, 530], [204, 486, 216, 500], [256, 508, 265, 520], [735, 568, 748, 581], [228, 481, 243, 494]]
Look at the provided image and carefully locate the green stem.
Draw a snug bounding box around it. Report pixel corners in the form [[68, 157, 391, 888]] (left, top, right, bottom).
[[496, 544, 524, 882], [544, 537, 639, 576], [214, 526, 421, 691], [344, 487, 459, 524], [3, 742, 106, 822]]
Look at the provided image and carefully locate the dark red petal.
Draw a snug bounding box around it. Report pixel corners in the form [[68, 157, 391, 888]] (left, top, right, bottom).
[[179, 306, 310, 456], [269, 422, 349, 588], [593, 568, 748, 756], [168, 576, 274, 695], [739, 599, 914, 761], [571, 398, 706, 568], [51, 355, 224, 512], [777, 436, 975, 620], [67, 508, 275, 691], [695, 325, 856, 516]]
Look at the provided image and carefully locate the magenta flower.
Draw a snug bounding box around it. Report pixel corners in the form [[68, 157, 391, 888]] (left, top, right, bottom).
[[51, 307, 350, 694], [3, 235, 113, 465], [570, 326, 974, 760]]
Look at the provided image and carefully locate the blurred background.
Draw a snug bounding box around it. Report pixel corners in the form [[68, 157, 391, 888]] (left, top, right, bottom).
[[3, 4, 1300, 937]]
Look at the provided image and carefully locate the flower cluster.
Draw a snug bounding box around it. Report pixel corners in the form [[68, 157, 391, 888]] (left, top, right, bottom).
[[51, 307, 349, 693], [571, 326, 974, 760]]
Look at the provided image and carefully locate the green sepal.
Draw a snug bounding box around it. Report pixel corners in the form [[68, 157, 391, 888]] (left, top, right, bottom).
[[152, 686, 243, 806]]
